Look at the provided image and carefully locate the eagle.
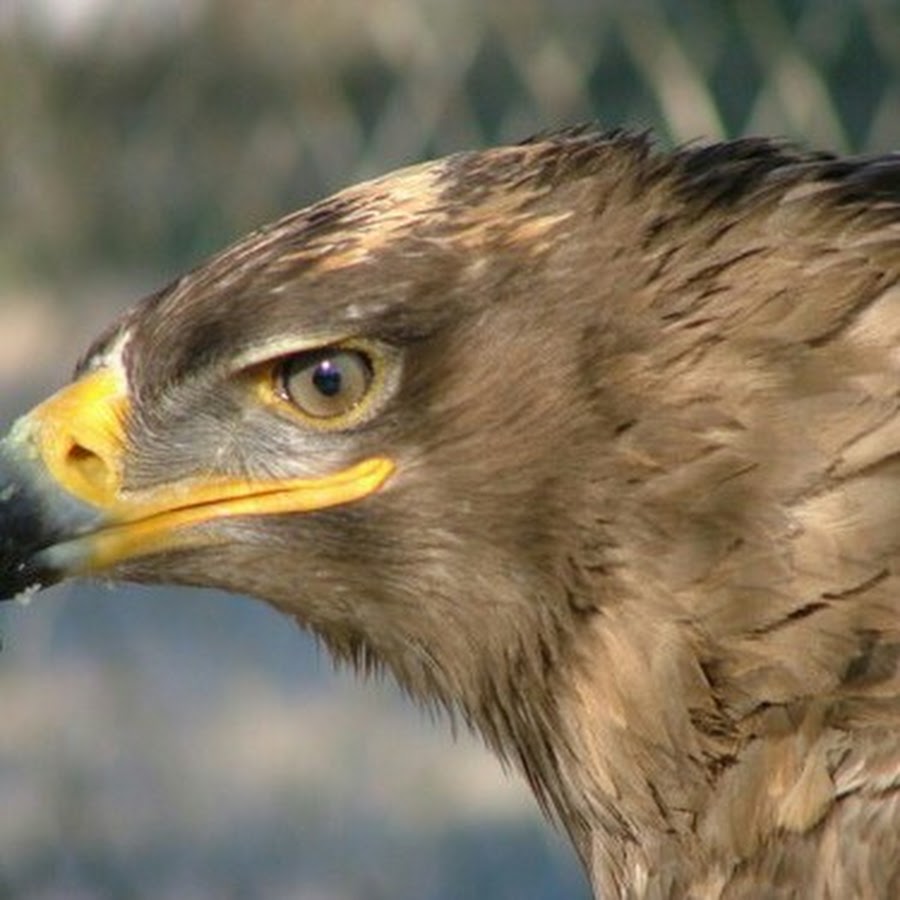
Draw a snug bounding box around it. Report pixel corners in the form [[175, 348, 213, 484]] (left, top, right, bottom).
[[2, 129, 900, 898]]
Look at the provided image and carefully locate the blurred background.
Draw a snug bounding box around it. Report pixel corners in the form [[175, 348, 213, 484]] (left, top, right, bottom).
[[0, 1, 898, 897]]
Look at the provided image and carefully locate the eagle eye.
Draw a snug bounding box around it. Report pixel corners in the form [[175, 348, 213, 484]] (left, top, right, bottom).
[[276, 348, 374, 420]]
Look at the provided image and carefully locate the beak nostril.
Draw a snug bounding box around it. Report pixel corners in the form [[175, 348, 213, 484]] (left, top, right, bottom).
[[65, 442, 112, 489], [23, 368, 127, 509], [67, 444, 93, 461]]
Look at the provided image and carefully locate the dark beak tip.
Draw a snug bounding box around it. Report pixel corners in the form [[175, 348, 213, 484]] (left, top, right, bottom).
[[0, 445, 65, 602], [0, 546, 52, 603]]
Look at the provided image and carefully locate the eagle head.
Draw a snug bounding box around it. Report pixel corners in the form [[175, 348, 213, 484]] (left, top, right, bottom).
[[4, 129, 900, 896]]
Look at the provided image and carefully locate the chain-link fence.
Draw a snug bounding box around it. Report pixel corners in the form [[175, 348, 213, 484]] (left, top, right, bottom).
[[0, 2, 898, 899], [1, 0, 898, 281]]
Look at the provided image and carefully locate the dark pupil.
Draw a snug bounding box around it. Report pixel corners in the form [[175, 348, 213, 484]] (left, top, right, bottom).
[[311, 359, 343, 397]]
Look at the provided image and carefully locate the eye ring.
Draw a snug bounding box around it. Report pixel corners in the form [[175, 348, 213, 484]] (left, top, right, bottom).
[[275, 346, 375, 423]]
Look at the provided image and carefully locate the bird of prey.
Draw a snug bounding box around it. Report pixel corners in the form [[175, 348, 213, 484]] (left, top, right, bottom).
[[1, 128, 900, 899]]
